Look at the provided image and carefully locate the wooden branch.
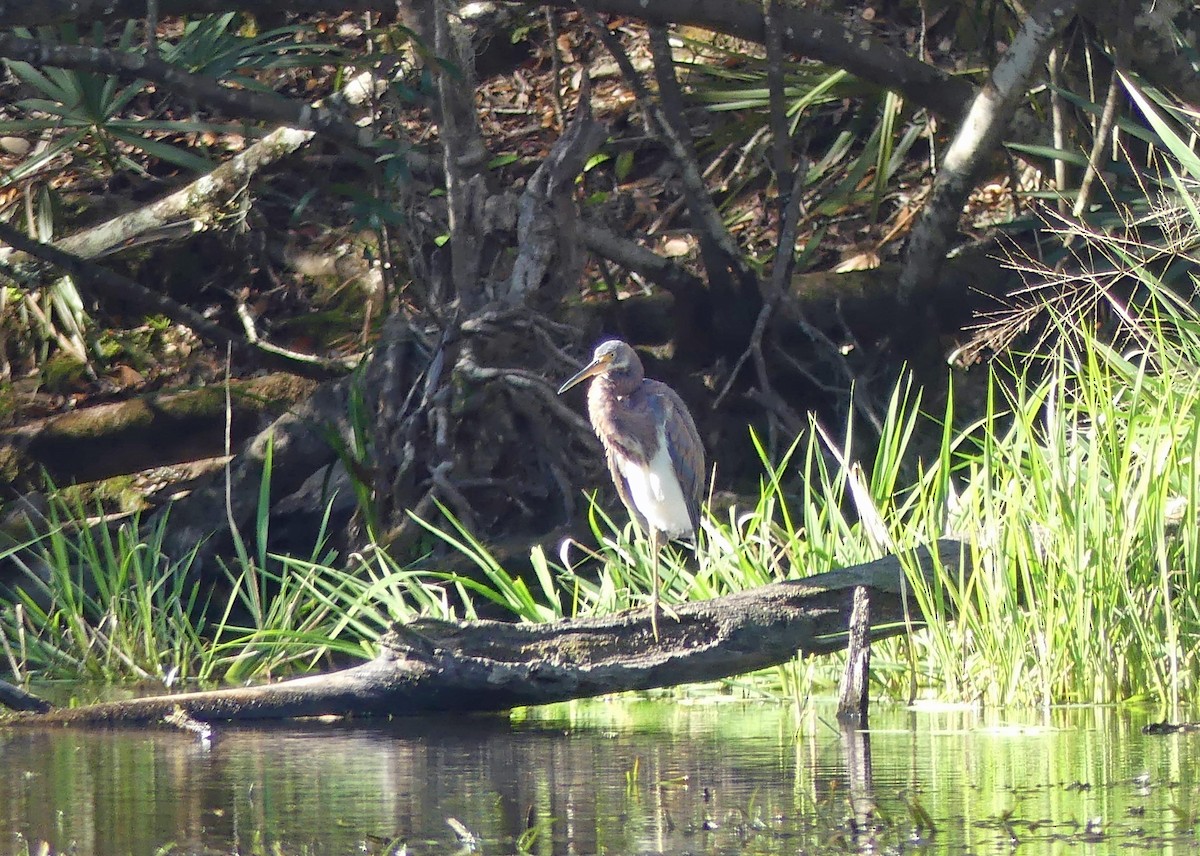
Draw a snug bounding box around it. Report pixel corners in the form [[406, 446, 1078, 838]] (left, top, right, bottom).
[[585, 15, 748, 284], [714, 0, 808, 441], [0, 220, 251, 354], [0, 221, 347, 378], [3, 540, 967, 724], [643, 23, 759, 319], [234, 298, 360, 374], [579, 222, 706, 295], [896, 0, 1082, 304], [0, 71, 397, 268], [0, 0, 975, 123], [0, 680, 49, 713], [837, 585, 871, 724], [506, 77, 606, 305], [1071, 63, 1123, 222]]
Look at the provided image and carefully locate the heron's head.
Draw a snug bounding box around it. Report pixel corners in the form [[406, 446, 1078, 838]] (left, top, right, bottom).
[[557, 340, 643, 394]]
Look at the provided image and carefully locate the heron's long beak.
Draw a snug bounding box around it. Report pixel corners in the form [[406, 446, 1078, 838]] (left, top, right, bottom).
[[557, 356, 609, 394]]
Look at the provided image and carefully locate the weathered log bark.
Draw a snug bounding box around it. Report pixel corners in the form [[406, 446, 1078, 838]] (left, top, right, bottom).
[[2, 540, 965, 724], [837, 585, 871, 725]]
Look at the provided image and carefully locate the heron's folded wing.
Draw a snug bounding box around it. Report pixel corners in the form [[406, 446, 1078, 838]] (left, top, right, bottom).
[[659, 390, 705, 532], [605, 446, 648, 532]]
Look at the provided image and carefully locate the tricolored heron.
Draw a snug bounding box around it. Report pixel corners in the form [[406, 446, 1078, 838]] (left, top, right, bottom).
[[557, 340, 705, 637]]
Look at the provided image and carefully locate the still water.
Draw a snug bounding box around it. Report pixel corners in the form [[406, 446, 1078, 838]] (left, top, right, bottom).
[[1, 699, 1198, 855]]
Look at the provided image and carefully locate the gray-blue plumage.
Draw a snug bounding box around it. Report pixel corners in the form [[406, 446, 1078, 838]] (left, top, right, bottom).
[[558, 340, 704, 542]]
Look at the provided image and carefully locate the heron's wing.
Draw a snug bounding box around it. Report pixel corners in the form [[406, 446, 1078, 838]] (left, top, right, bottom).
[[604, 446, 648, 532], [652, 385, 705, 532]]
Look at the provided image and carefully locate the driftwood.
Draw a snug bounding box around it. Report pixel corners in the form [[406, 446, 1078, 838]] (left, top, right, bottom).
[[1, 540, 965, 725]]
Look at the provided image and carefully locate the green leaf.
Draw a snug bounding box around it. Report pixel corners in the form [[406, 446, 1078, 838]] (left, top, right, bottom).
[[583, 152, 611, 172], [487, 153, 520, 169], [106, 127, 213, 172], [615, 149, 635, 182], [1121, 73, 1200, 181], [5, 60, 74, 103], [1004, 141, 1090, 168]]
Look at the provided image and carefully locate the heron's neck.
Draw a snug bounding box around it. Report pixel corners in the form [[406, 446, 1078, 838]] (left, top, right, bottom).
[[604, 369, 641, 399], [588, 376, 657, 459]]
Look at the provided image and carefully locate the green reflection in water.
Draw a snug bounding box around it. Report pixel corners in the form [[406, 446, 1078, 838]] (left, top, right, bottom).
[[1, 702, 1198, 855]]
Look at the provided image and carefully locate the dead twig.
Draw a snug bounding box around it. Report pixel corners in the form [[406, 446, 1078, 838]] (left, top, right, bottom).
[[577, 8, 751, 289], [1071, 62, 1123, 222], [234, 297, 362, 374]]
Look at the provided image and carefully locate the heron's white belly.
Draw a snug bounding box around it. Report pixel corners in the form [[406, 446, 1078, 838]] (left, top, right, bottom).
[[616, 441, 693, 538]]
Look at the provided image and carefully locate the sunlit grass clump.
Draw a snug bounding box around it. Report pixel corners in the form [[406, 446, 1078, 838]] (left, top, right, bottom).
[[910, 312, 1200, 707]]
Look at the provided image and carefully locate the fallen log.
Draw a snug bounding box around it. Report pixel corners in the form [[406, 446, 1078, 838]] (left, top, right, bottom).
[[1, 540, 965, 724]]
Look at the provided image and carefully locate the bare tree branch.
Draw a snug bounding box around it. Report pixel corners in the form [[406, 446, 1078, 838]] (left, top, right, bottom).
[[643, 26, 751, 280], [578, 9, 760, 354], [0, 220, 350, 377], [0, 71, 409, 268], [580, 222, 706, 295], [896, 0, 1082, 304], [0, 220, 248, 355], [1071, 62, 1123, 222], [715, 0, 807, 441], [0, 680, 49, 713]]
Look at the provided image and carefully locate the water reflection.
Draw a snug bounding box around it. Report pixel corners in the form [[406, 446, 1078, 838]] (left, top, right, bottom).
[[1, 702, 1197, 855]]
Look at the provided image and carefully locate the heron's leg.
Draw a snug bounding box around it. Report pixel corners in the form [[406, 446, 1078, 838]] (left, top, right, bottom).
[[649, 528, 661, 641]]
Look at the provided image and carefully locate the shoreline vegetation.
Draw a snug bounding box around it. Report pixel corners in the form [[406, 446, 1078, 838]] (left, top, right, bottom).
[[2, 7, 1200, 714], [8, 180, 1200, 710]]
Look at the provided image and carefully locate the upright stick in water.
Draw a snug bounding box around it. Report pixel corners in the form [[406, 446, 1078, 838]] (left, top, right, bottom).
[[557, 340, 705, 637]]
